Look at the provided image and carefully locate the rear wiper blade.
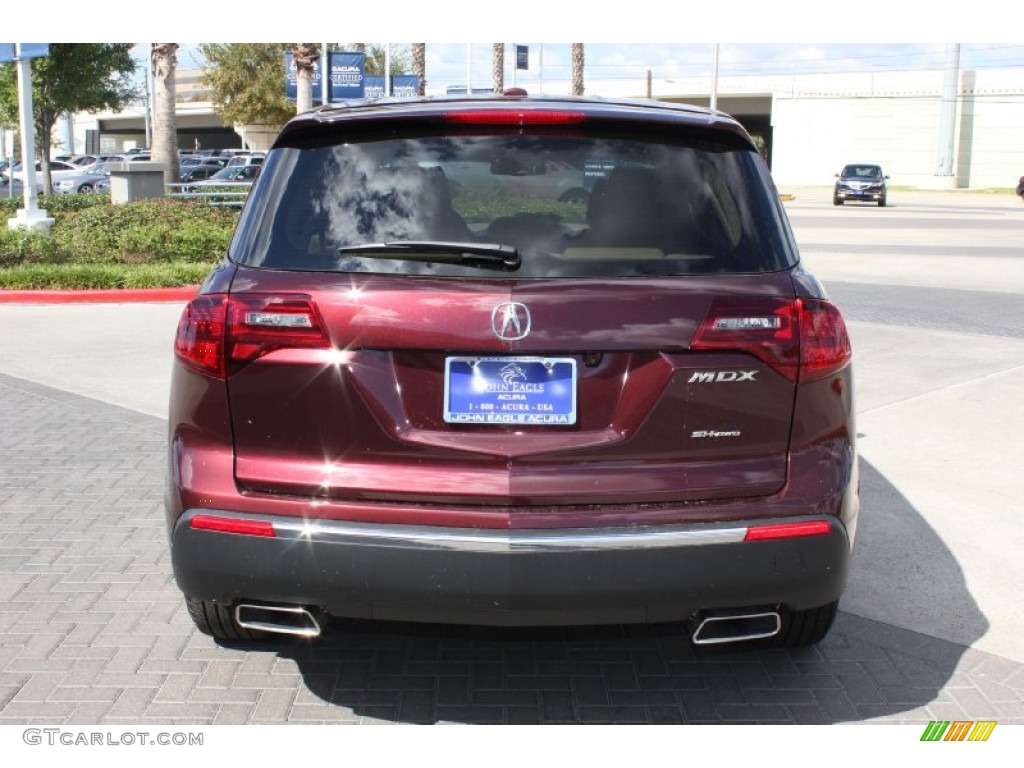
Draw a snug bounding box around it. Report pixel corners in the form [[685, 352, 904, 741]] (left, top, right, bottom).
[[337, 241, 520, 272]]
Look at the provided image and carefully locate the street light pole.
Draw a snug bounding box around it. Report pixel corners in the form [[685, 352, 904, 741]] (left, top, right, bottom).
[[538, 44, 544, 95], [143, 59, 152, 148], [7, 44, 54, 232], [321, 43, 329, 105], [934, 43, 960, 188], [710, 44, 720, 111]]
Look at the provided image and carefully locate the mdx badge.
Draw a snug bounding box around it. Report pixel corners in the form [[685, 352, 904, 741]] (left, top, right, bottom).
[[491, 302, 531, 341], [689, 370, 759, 383]]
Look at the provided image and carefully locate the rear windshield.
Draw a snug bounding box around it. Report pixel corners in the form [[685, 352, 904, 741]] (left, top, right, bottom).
[[231, 130, 797, 277]]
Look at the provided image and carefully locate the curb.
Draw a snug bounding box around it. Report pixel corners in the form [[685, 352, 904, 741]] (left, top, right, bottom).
[[0, 286, 199, 304]]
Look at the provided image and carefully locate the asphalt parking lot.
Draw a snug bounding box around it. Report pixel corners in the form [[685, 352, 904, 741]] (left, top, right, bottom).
[[0, 188, 1022, 725]]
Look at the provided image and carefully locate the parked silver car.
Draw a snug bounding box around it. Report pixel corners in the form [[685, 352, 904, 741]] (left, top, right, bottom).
[[189, 164, 260, 186], [51, 163, 113, 194], [2, 160, 80, 192]]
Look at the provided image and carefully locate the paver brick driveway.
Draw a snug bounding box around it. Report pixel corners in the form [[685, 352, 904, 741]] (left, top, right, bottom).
[[2, 370, 1022, 724]]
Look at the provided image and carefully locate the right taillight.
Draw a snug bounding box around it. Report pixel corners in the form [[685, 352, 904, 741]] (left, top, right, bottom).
[[174, 294, 329, 379], [692, 297, 850, 384]]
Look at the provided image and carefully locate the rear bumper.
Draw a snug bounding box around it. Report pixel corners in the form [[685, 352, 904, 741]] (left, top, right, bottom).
[[171, 509, 851, 626]]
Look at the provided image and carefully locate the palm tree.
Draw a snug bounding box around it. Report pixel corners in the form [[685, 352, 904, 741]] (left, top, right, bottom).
[[492, 44, 504, 94], [293, 44, 319, 114], [571, 43, 584, 96], [151, 43, 179, 187], [412, 43, 426, 96]]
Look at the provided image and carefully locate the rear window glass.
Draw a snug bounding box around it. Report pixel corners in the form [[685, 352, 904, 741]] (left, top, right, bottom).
[[231, 131, 796, 277]]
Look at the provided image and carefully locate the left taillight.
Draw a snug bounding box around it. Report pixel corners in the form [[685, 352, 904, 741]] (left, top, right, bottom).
[[174, 295, 228, 378], [175, 294, 330, 379], [226, 294, 329, 369]]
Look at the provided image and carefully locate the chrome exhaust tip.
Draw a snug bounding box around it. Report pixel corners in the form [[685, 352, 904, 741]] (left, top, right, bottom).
[[691, 609, 781, 646], [235, 603, 322, 638]]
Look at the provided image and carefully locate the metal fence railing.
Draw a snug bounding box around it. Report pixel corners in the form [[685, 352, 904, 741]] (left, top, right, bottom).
[[165, 182, 252, 207]]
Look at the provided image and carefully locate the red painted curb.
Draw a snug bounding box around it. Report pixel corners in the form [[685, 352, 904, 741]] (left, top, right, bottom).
[[0, 286, 199, 304]]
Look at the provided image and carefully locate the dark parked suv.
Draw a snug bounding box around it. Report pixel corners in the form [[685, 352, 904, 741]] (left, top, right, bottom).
[[168, 94, 857, 647]]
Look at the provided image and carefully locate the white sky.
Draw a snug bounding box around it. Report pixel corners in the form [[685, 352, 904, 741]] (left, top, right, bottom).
[[162, 41, 1023, 99], [4, 3, 1015, 141], [5, 1, 1022, 95]]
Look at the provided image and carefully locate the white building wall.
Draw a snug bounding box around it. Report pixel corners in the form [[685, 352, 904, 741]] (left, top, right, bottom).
[[771, 94, 943, 187], [957, 83, 1024, 187], [770, 68, 1024, 189]]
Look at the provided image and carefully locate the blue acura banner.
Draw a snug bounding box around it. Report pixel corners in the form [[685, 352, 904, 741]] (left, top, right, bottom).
[[286, 50, 366, 101], [287, 51, 420, 102], [392, 75, 420, 98], [516, 45, 529, 70], [363, 75, 385, 100], [364, 75, 421, 99], [284, 51, 322, 101], [329, 51, 366, 100]]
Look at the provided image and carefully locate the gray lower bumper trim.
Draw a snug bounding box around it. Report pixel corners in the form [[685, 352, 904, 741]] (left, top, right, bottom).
[[172, 510, 850, 626]]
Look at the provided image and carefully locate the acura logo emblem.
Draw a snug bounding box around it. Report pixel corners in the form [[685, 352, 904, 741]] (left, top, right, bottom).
[[491, 302, 531, 341]]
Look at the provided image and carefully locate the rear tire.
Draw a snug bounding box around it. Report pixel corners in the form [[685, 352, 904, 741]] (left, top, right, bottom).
[[770, 600, 839, 647], [78, 183, 94, 194], [185, 596, 266, 641]]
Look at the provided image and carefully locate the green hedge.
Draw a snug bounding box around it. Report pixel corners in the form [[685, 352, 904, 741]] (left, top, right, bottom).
[[51, 200, 237, 264], [0, 198, 237, 269], [0, 193, 112, 216]]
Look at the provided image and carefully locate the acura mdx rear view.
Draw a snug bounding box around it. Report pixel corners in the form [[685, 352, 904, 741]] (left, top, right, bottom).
[[167, 95, 857, 647]]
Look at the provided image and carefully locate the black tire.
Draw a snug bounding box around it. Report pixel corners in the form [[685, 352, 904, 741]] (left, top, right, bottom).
[[878, 197, 887, 207], [185, 596, 266, 641], [832, 197, 843, 206], [78, 183, 93, 194], [770, 600, 839, 647]]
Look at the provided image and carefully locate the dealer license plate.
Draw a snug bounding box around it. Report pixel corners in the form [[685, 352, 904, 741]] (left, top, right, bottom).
[[443, 356, 577, 425]]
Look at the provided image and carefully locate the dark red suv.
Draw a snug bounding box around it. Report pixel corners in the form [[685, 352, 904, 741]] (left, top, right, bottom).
[[167, 94, 857, 646]]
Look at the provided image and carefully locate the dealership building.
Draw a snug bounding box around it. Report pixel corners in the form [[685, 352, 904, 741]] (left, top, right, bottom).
[[646, 64, 1024, 189], [8, 62, 1024, 190]]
